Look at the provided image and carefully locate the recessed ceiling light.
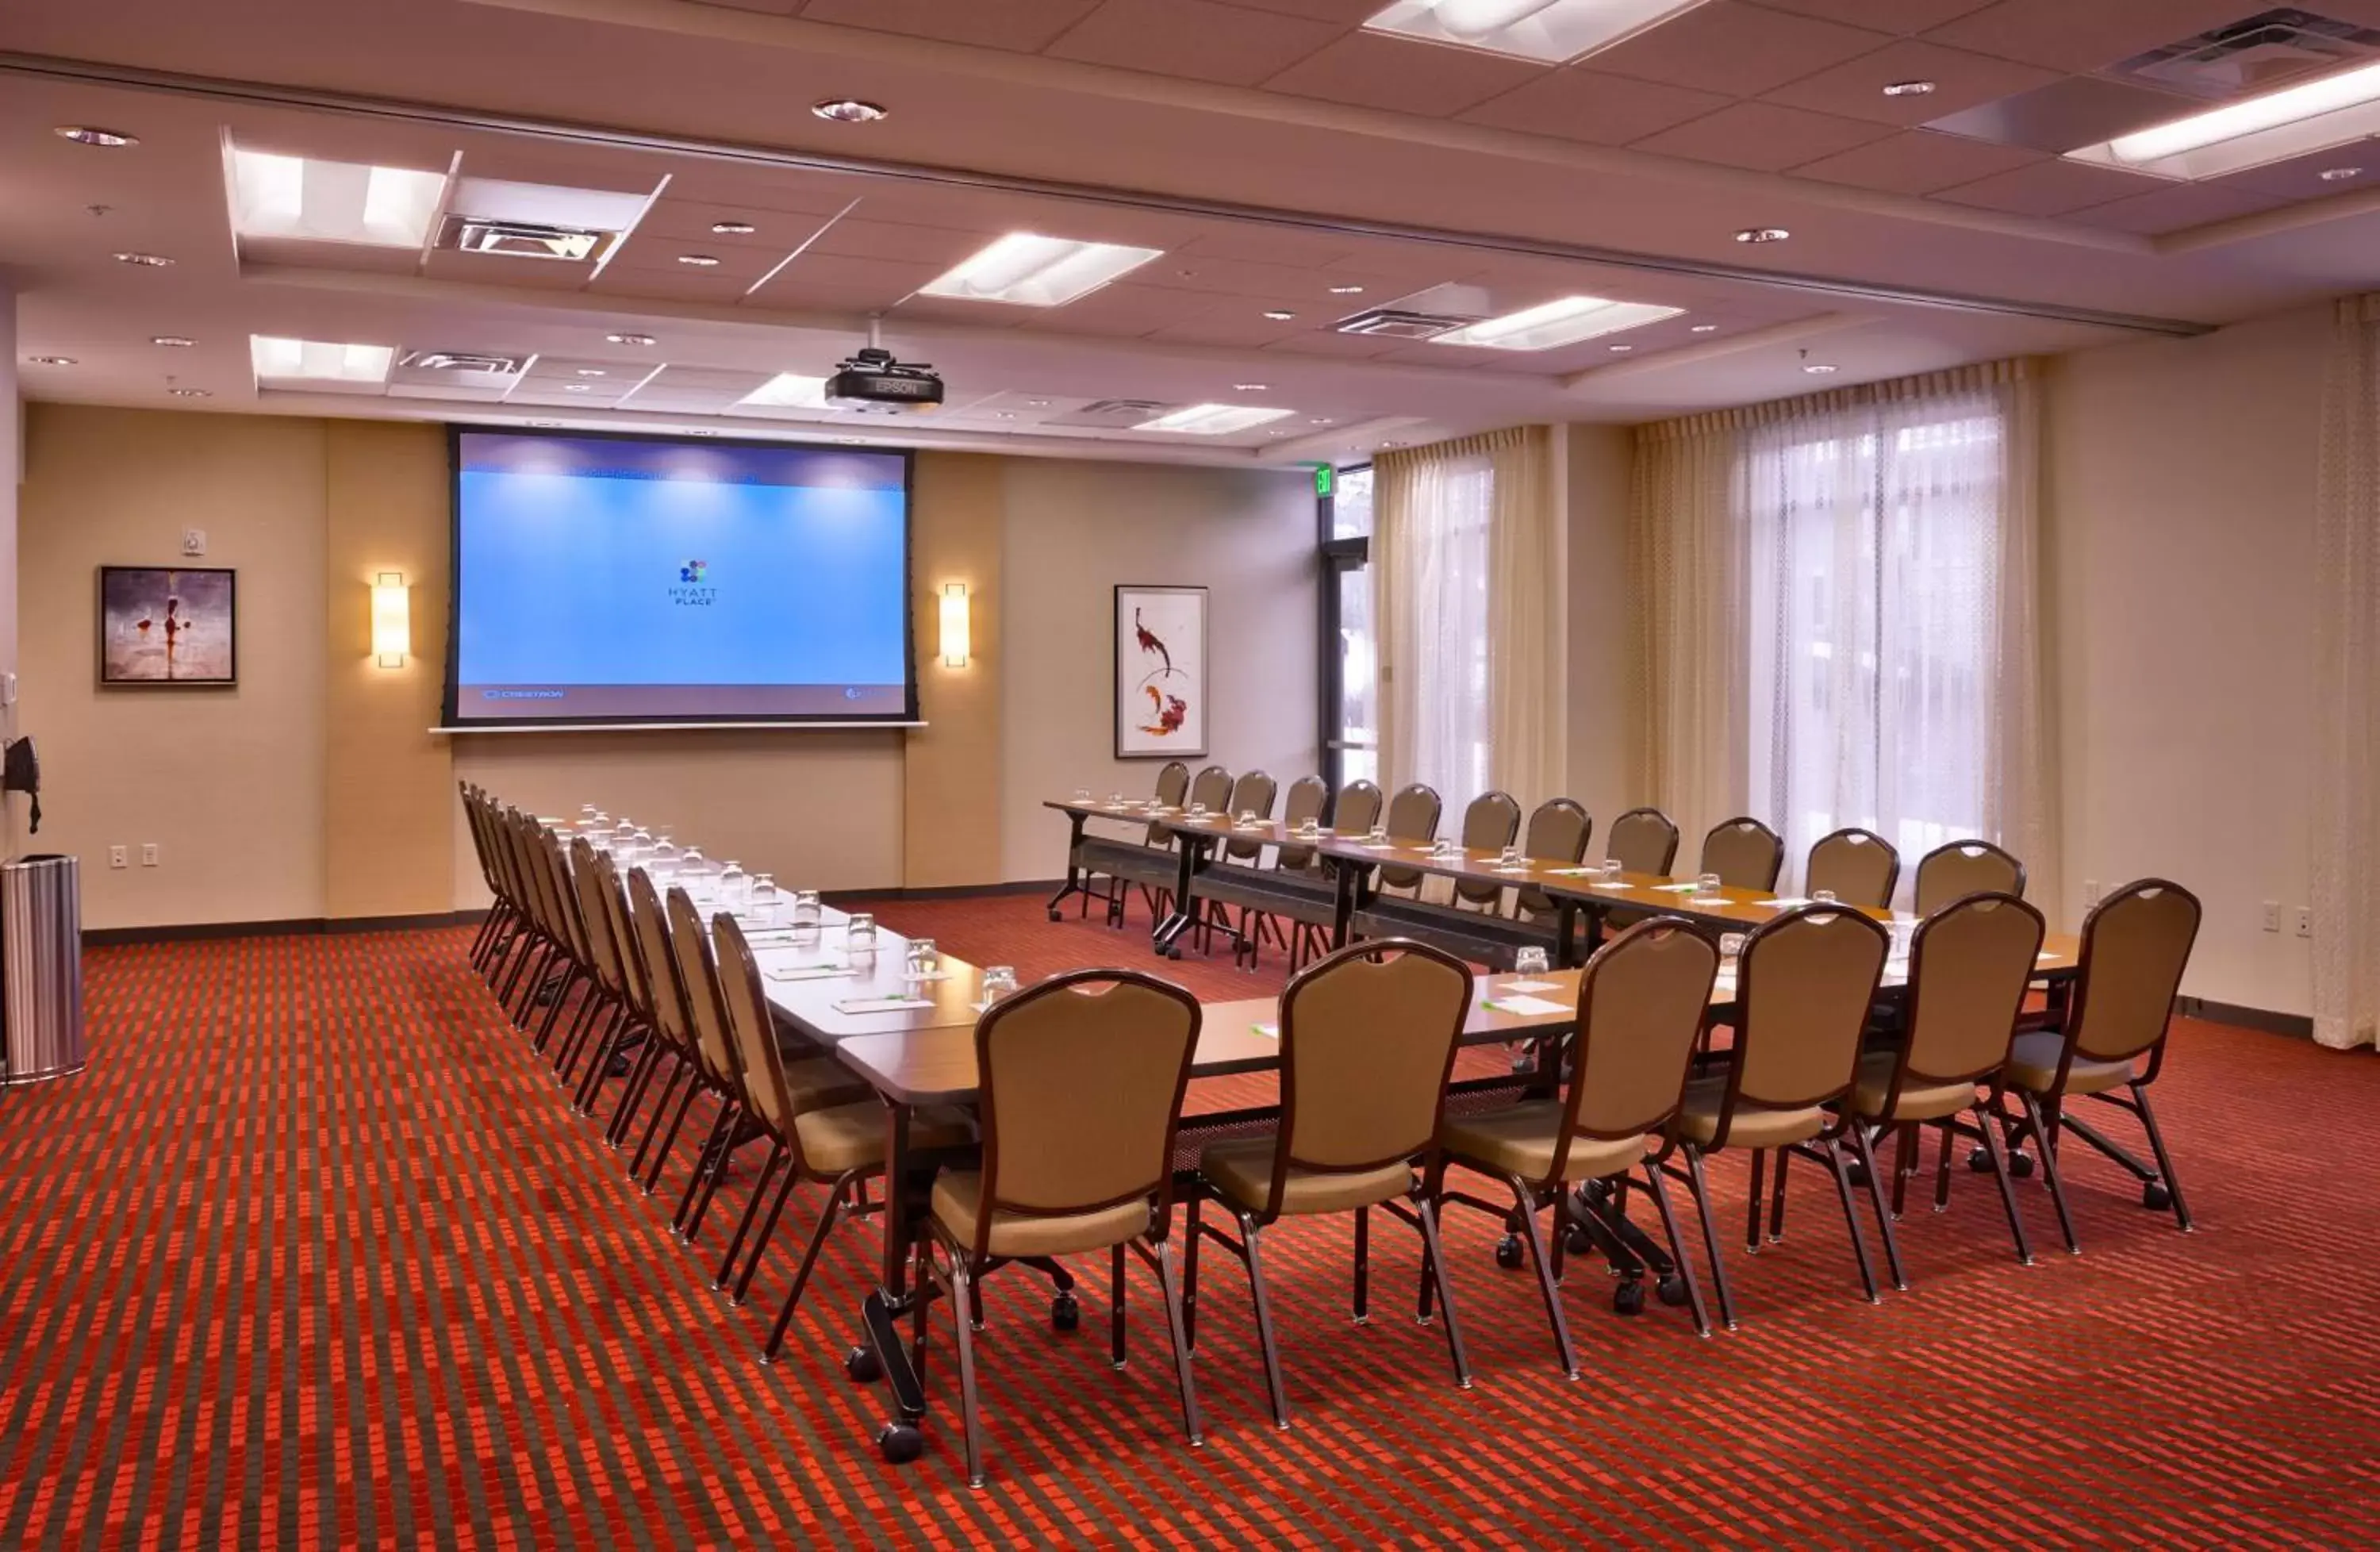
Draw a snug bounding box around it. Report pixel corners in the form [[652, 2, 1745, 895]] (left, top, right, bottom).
[[2321, 165, 2364, 181], [1308, 417, 1334, 425], [1607, 344, 1633, 352], [1025, 398, 1051, 406], [249, 334, 394, 387], [993, 411, 1017, 419], [2068, 58, 2380, 180], [168, 388, 212, 398], [228, 148, 448, 248], [1362, 0, 1711, 65], [607, 332, 657, 346], [1881, 80, 1936, 98], [563, 383, 593, 393], [1262, 309, 1296, 321], [836, 436, 868, 444], [113, 252, 174, 267], [1803, 363, 1839, 375], [812, 99, 888, 124], [1268, 429, 1296, 437], [735, 373, 831, 411], [919, 233, 1164, 306], [27, 355, 76, 367], [1380, 440, 1407, 449], [1430, 295, 1682, 351], [1234, 382, 1270, 391], [1136, 403, 1296, 435], [1328, 284, 1365, 294], [56, 125, 138, 148], [574, 367, 608, 377], [711, 220, 756, 235], [1735, 228, 1789, 245], [1689, 323, 1719, 333], [677, 253, 722, 267], [689, 428, 718, 436], [528, 420, 561, 428], [152, 336, 196, 348]]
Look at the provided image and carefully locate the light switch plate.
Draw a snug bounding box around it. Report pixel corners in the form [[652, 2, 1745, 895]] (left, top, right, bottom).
[[181, 528, 207, 557]]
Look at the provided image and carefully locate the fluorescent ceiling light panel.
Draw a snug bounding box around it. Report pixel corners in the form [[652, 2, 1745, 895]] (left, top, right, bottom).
[[250, 334, 394, 387], [919, 233, 1163, 306], [228, 149, 447, 247], [2067, 58, 2380, 179], [1134, 404, 1296, 435], [1429, 296, 1683, 351], [1362, 0, 1711, 63], [736, 374, 831, 410]]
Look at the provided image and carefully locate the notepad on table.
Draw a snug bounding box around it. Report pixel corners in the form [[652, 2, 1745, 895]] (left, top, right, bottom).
[[1754, 897, 1810, 909], [1500, 978, 1559, 993], [833, 995, 938, 1014], [1541, 866, 1601, 876], [1483, 993, 1568, 1017], [765, 964, 847, 983], [1252, 1023, 1279, 1039], [1649, 882, 1702, 893]]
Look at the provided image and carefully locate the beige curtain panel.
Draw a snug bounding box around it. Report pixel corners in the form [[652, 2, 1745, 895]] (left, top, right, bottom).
[[2312, 297, 2380, 1049]]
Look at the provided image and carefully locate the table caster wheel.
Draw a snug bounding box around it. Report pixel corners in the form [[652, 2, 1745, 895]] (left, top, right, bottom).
[[1165, 947, 1183, 961], [2007, 1152, 2035, 1178], [1612, 1280, 1645, 1316], [876, 1422, 923, 1465], [1046, 908, 1062, 923], [1051, 1293, 1081, 1331], [1656, 1274, 1691, 1308], [2141, 1181, 2171, 1211], [1564, 1226, 1594, 1256], [846, 1346, 881, 1384], [1967, 1146, 1994, 1174], [1845, 1161, 1870, 1188], [1493, 1235, 1524, 1270]]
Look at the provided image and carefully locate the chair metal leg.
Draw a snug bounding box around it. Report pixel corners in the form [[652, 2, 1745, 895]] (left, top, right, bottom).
[[676, 1101, 744, 1241], [1766, 1146, 1792, 1245], [1512, 1175, 1578, 1380], [1108, 1243, 1129, 1369], [731, 1154, 806, 1306], [2130, 1081, 2194, 1232], [1239, 1216, 1292, 1429], [1933, 1118, 1956, 1213], [1891, 1123, 1915, 1220], [1352, 1205, 1369, 1326], [1745, 1150, 1766, 1252], [1641, 1162, 1710, 1339], [1972, 1101, 2034, 1266], [629, 1059, 687, 1182], [762, 1176, 852, 1363], [715, 1143, 786, 1291], [1683, 1146, 1737, 1331], [641, 1075, 703, 1197], [1847, 1126, 1907, 1293], [1412, 1196, 1472, 1391], [2020, 1092, 2081, 1254], [605, 1033, 664, 1148], [950, 1261, 988, 1489], [1154, 1240, 1204, 1447], [1820, 1139, 1882, 1304], [1182, 1197, 1202, 1350]]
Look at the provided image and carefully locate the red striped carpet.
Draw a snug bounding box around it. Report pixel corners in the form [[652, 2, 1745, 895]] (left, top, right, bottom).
[[1, 903, 2376, 1546]]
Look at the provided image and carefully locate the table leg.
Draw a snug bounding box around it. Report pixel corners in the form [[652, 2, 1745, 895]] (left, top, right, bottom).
[[1151, 836, 1207, 958], [862, 1102, 929, 1439], [1328, 857, 1356, 950], [1045, 812, 1089, 920], [1553, 898, 1580, 969]]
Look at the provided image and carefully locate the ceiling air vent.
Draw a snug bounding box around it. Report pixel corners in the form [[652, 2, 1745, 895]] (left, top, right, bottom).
[[438, 217, 608, 262], [1333, 307, 1477, 340], [2108, 9, 2380, 100], [401, 350, 526, 374], [1045, 398, 1174, 430]]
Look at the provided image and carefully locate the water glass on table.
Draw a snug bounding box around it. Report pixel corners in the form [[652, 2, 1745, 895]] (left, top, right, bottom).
[[1720, 932, 1747, 967], [1601, 858, 1626, 884], [846, 912, 877, 957], [905, 937, 939, 983], [748, 874, 778, 920], [1812, 889, 1839, 906], [1511, 947, 1550, 979], [1695, 872, 1723, 901], [978, 965, 1019, 1011], [1499, 844, 1524, 871], [1367, 824, 1390, 846], [791, 889, 823, 929]]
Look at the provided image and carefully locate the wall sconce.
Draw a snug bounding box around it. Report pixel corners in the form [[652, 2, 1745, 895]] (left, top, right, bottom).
[[371, 571, 410, 667], [939, 582, 970, 668]]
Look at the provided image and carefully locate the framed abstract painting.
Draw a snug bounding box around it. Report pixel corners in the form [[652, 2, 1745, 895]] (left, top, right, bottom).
[[1114, 584, 1206, 759], [98, 566, 239, 686]]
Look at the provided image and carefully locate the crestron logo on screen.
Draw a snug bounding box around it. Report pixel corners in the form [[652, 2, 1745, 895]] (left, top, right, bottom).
[[670, 559, 718, 607]]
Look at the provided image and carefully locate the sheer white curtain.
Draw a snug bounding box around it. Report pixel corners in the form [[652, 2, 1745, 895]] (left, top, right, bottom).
[[1375, 426, 1560, 807], [2313, 298, 2380, 1050], [1635, 362, 2055, 901]]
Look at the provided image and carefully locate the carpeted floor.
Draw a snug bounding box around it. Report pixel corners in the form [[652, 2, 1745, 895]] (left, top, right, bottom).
[[2, 898, 2378, 1547]]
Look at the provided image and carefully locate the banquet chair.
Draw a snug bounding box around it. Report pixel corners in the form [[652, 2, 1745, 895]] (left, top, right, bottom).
[[1838, 892, 2044, 1285], [1700, 816, 1785, 892], [1606, 808, 1680, 876], [1449, 790, 1523, 909], [1196, 769, 1278, 953], [1512, 798, 1593, 925], [1437, 918, 1720, 1372], [1238, 777, 1380, 972], [1190, 940, 1475, 1428], [1994, 879, 2202, 1252], [547, 836, 642, 1102], [460, 786, 517, 972], [1073, 760, 1188, 923], [1914, 839, 2027, 916], [622, 870, 754, 1218], [1110, 764, 1234, 927], [497, 811, 578, 1031], [1806, 828, 1899, 909], [916, 970, 1204, 1488], [1372, 783, 1443, 897], [1211, 773, 1325, 968], [1663, 904, 1890, 1328]]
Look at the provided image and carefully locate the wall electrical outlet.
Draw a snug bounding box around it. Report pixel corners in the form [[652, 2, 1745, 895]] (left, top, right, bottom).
[[181, 528, 207, 557], [108, 845, 128, 869], [140, 843, 159, 868], [2263, 901, 2281, 933], [2295, 906, 2313, 939]]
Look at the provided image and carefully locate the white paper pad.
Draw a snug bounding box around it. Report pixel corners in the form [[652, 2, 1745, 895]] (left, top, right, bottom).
[[1587, 880, 1637, 890], [901, 970, 956, 983], [1253, 1023, 1279, 1039], [833, 995, 937, 1014], [1649, 882, 1702, 893], [766, 966, 848, 983], [2038, 952, 2063, 962], [1484, 993, 1569, 1017], [1542, 866, 1602, 876], [1755, 897, 1811, 909], [1501, 978, 1560, 993]]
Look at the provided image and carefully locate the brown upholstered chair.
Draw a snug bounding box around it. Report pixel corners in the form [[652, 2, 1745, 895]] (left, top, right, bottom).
[[1514, 798, 1593, 921], [1374, 782, 1443, 895], [1449, 790, 1523, 909], [1331, 778, 1384, 836], [1223, 774, 1330, 969], [1185, 763, 1232, 814], [1806, 828, 1900, 909], [916, 970, 1205, 1488], [1191, 940, 1475, 1427], [1700, 816, 1785, 891], [1842, 893, 2044, 1285], [1437, 919, 1721, 1372], [620, 871, 752, 1223], [1196, 770, 1280, 952], [550, 837, 643, 1110], [1606, 807, 1680, 875], [1664, 905, 1891, 1328], [1073, 760, 1188, 922], [1914, 839, 2026, 916], [1995, 879, 2201, 1252], [1232, 776, 1378, 974], [1271, 774, 1331, 873]]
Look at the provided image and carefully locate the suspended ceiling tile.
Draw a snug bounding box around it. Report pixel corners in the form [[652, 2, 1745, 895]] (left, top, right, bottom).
[[801, 217, 992, 267], [1631, 101, 1896, 171], [1260, 328, 1415, 359], [633, 197, 827, 252], [1209, 0, 1386, 21], [2062, 180, 2288, 236], [1173, 228, 1360, 268], [600, 232, 782, 282], [1261, 32, 1549, 117], [1146, 300, 1318, 346], [1745, 0, 1997, 32], [1929, 155, 2167, 216], [1921, 0, 2255, 75], [1458, 67, 1733, 146], [1759, 38, 2062, 126], [1787, 127, 2046, 194], [1585, 1, 1894, 98], [795, 0, 1106, 52], [1023, 281, 1220, 336], [1042, 0, 1342, 86], [589, 263, 766, 302], [420, 249, 593, 290], [747, 251, 942, 307]]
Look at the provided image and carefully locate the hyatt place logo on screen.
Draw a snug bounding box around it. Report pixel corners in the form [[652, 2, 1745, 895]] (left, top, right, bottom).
[[670, 559, 718, 607]]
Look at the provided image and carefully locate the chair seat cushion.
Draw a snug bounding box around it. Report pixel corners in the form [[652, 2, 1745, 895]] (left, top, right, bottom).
[[1848, 1052, 1977, 1124], [930, 1170, 1151, 1258], [1672, 1077, 1826, 1150], [783, 1056, 870, 1112], [794, 1101, 973, 1177], [1199, 1137, 1414, 1216], [1441, 1099, 1649, 1185], [2006, 1031, 2133, 1097]]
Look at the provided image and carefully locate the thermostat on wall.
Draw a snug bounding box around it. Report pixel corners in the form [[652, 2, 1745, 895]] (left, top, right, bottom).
[[181, 528, 206, 556]]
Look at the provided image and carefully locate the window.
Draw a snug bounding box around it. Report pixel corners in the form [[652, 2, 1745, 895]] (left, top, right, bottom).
[[1320, 466, 1374, 790], [1395, 455, 1495, 801]]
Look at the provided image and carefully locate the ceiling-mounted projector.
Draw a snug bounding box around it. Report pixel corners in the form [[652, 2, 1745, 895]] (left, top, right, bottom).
[[826, 344, 944, 414]]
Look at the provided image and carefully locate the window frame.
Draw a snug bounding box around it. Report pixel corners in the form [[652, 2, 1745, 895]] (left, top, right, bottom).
[[1317, 464, 1372, 795]]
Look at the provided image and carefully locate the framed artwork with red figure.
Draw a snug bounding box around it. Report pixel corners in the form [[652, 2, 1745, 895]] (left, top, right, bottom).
[[1114, 584, 1205, 759], [98, 566, 239, 686]]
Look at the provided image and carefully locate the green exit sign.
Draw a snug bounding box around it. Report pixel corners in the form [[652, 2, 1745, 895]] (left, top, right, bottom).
[[1314, 465, 1334, 498]]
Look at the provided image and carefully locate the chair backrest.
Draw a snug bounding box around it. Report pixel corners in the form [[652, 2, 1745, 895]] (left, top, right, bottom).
[[1516, 798, 1592, 916], [1606, 807, 1680, 876], [1221, 769, 1279, 862], [1273, 941, 1472, 1198], [1187, 764, 1233, 812], [1806, 828, 1900, 909], [591, 848, 649, 1012], [1899, 892, 2044, 1085], [1701, 816, 1784, 891], [710, 913, 805, 1143], [1144, 760, 1192, 845], [973, 970, 1203, 1241], [2068, 880, 2202, 1066], [1730, 906, 1889, 1113], [1453, 790, 1523, 905], [1376, 782, 1442, 891], [1914, 839, 2026, 917], [569, 836, 631, 996], [666, 885, 745, 1086], [462, 786, 503, 895], [1565, 920, 1719, 1154], [624, 867, 702, 1067], [499, 809, 554, 936], [1273, 774, 1331, 871], [1332, 778, 1383, 835]]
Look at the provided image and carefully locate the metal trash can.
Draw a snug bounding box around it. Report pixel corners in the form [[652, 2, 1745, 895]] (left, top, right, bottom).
[[2, 854, 84, 1085]]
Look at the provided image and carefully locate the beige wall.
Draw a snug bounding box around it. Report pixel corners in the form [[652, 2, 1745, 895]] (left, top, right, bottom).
[[998, 458, 1318, 880], [904, 452, 1004, 888], [1, 290, 20, 851], [2045, 306, 2324, 1016], [1562, 423, 1636, 839], [21, 407, 330, 928]]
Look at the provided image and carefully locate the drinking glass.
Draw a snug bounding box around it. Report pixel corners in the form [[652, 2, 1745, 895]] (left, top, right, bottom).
[[1512, 947, 1550, 978], [750, 874, 778, 916], [1890, 920, 1916, 960], [907, 937, 939, 978], [1812, 889, 1839, 905], [1073, 787, 1092, 803], [846, 912, 877, 955], [719, 864, 750, 908], [647, 839, 680, 884], [1602, 858, 1626, 883], [1367, 824, 1389, 846], [1188, 800, 1209, 819], [1499, 845, 1523, 870], [1720, 932, 1747, 963], [1297, 816, 1321, 839], [1694, 872, 1720, 897], [1108, 791, 1126, 807], [1434, 837, 1459, 859], [578, 804, 601, 832], [1237, 809, 1258, 829], [980, 965, 1019, 1005], [792, 889, 823, 929]]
